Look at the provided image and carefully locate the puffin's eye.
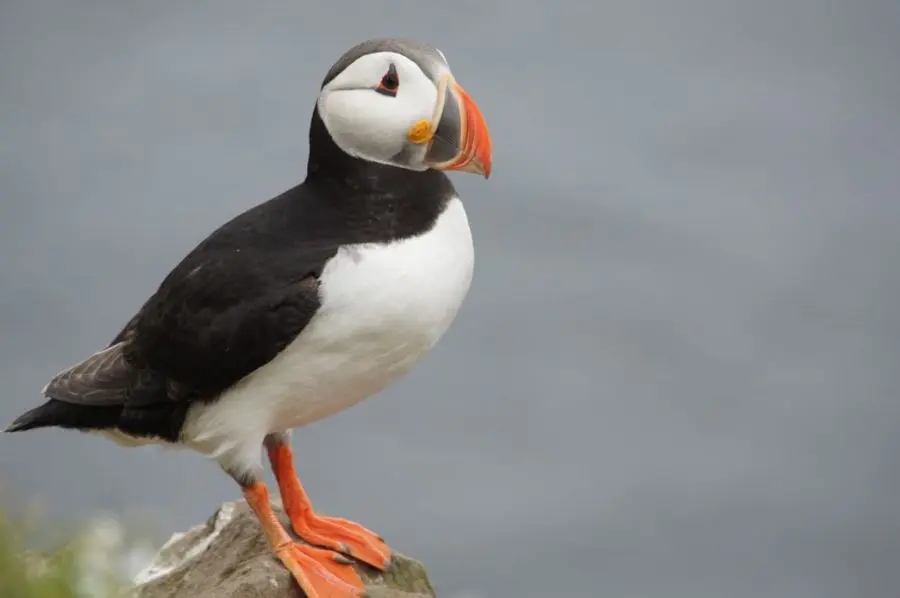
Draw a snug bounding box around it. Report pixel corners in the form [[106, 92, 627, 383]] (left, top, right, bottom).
[[376, 64, 399, 97]]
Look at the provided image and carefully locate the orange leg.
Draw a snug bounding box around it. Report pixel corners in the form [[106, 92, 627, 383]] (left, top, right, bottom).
[[243, 481, 366, 598], [267, 438, 392, 571]]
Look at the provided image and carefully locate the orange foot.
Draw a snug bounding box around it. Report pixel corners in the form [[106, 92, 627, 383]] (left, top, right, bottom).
[[290, 510, 391, 571], [268, 440, 393, 570], [275, 541, 365, 598], [244, 482, 366, 598]]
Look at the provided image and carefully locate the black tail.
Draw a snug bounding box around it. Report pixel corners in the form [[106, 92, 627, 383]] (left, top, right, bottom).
[[5, 400, 123, 433], [5, 343, 133, 434], [5, 342, 188, 442], [5, 397, 188, 442]]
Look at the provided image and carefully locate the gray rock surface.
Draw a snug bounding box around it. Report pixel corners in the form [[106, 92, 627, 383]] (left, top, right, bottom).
[[133, 500, 436, 598]]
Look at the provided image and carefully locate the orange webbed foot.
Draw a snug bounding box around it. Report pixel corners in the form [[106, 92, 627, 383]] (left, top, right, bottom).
[[291, 511, 392, 571], [267, 438, 392, 571], [275, 541, 366, 598], [243, 481, 367, 598]]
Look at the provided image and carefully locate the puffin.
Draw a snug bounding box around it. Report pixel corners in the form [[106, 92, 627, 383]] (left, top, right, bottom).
[[5, 38, 492, 598]]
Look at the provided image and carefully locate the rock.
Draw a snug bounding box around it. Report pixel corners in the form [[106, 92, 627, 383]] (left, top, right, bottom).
[[132, 500, 436, 598]]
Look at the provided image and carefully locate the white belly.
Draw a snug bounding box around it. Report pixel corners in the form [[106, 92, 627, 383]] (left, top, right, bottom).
[[182, 197, 474, 469]]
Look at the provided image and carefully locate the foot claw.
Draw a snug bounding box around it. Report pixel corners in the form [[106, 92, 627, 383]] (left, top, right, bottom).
[[291, 515, 392, 571]]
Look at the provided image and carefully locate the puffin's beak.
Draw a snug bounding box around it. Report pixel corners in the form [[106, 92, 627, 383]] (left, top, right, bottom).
[[422, 75, 492, 179]]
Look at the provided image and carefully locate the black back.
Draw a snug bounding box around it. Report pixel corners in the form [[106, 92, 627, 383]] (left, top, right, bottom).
[[5, 106, 457, 441]]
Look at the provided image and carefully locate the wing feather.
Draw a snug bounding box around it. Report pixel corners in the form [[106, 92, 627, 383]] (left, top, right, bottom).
[[42, 343, 164, 406]]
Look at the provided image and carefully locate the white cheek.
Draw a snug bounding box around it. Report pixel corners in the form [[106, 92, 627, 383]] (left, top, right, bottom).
[[320, 91, 399, 161], [319, 81, 437, 167]]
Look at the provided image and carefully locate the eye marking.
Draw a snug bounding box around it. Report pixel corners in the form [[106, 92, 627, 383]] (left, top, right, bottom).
[[375, 63, 399, 97]]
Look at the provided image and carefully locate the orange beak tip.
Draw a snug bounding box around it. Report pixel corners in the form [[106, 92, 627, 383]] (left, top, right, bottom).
[[460, 87, 493, 180]]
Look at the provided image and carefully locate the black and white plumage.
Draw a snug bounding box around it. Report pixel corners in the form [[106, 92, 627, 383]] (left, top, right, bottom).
[[6, 38, 492, 488]]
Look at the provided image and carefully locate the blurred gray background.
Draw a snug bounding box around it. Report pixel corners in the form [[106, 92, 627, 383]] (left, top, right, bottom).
[[2, 1, 899, 597]]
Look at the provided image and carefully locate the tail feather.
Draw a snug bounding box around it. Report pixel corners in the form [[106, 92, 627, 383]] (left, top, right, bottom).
[[5, 343, 133, 433], [5, 397, 188, 443], [5, 405, 46, 432], [5, 399, 123, 433], [7, 342, 187, 442]]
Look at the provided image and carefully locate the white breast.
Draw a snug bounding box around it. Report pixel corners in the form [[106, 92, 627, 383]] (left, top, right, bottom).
[[182, 197, 474, 471]]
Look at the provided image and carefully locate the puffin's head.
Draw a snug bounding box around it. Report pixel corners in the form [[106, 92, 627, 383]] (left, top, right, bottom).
[[316, 38, 492, 178]]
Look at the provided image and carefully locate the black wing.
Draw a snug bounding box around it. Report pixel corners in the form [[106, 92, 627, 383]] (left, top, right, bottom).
[[7, 187, 341, 437], [80, 243, 330, 401], [6, 249, 330, 438], [129, 248, 328, 399]]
